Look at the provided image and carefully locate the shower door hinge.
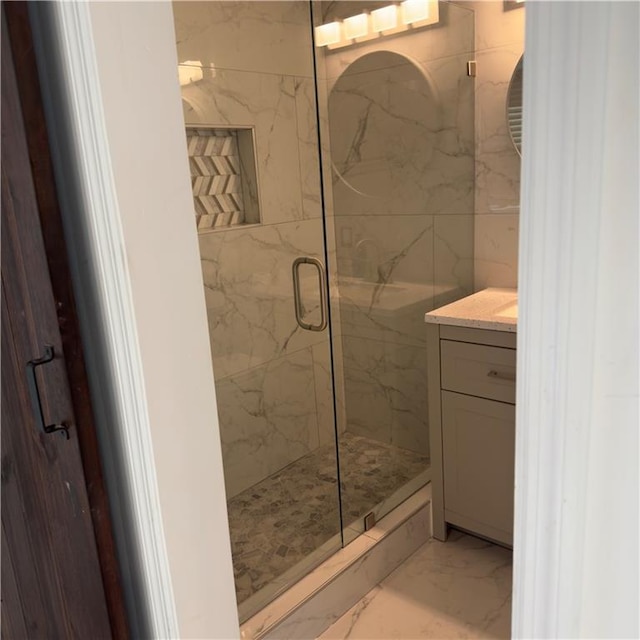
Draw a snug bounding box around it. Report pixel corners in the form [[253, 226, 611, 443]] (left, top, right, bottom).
[[364, 512, 376, 531], [467, 60, 477, 77]]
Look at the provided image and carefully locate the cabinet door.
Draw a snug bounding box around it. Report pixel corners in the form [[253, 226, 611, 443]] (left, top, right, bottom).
[[441, 391, 515, 546]]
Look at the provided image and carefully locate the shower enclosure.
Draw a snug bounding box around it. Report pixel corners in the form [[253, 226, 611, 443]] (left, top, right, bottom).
[[173, 0, 474, 620]]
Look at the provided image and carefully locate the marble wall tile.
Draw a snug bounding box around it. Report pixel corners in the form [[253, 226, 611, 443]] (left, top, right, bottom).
[[474, 45, 523, 216], [314, 13, 475, 480], [216, 348, 320, 498], [474, 213, 519, 290], [311, 342, 343, 446], [342, 337, 391, 444], [182, 68, 309, 226], [198, 219, 328, 379], [470, 2, 524, 289], [459, 0, 525, 51], [384, 342, 429, 455], [321, 216, 348, 437], [328, 55, 438, 217], [339, 298, 434, 349], [313, 70, 338, 220], [326, 52, 474, 217], [173, 1, 314, 78], [332, 215, 435, 350], [338, 294, 430, 349], [434, 214, 475, 303], [342, 336, 429, 455], [335, 214, 434, 285], [321, 1, 475, 81], [294, 77, 323, 221]]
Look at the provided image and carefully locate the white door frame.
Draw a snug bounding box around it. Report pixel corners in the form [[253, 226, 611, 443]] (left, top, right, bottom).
[[514, 2, 638, 637], [29, 1, 639, 638]]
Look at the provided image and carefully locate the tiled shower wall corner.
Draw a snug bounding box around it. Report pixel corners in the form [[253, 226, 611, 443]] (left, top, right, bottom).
[[465, 0, 525, 290], [174, 1, 342, 498]]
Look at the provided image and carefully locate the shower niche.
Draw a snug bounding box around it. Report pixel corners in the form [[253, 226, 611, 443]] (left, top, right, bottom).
[[187, 126, 261, 231]]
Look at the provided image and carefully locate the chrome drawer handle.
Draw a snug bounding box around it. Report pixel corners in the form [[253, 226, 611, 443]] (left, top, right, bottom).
[[487, 369, 516, 382]]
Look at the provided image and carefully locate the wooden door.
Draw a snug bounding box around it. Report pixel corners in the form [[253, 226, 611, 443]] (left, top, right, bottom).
[[1, 4, 128, 638]]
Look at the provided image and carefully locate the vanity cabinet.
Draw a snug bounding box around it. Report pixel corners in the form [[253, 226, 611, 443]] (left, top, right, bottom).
[[427, 324, 516, 547]]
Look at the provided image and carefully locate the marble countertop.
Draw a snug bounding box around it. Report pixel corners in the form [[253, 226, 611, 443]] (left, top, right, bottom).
[[424, 288, 518, 332]]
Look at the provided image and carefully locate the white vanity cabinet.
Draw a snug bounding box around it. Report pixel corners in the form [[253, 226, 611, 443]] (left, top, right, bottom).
[[425, 290, 517, 548]]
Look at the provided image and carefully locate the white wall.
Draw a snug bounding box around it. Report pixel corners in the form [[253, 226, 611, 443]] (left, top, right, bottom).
[[87, 4, 239, 636], [30, 2, 239, 637]]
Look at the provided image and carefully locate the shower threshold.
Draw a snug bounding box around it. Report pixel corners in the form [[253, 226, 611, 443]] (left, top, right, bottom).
[[240, 483, 432, 640]]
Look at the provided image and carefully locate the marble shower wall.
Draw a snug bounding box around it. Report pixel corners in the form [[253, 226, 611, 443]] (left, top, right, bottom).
[[172, 0, 522, 499], [174, 2, 338, 498], [464, 1, 525, 289], [318, 1, 476, 455]]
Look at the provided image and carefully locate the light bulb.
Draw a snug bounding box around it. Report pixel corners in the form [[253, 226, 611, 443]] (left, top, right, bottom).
[[401, 0, 430, 25], [315, 22, 341, 47], [343, 13, 369, 40], [371, 5, 398, 33]]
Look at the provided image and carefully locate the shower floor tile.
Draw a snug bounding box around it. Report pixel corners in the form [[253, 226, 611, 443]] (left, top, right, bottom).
[[227, 432, 429, 606]]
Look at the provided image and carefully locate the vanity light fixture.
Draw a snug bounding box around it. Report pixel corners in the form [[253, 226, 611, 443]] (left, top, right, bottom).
[[315, 21, 342, 47], [401, 0, 429, 24], [343, 12, 369, 40], [315, 0, 439, 48], [178, 60, 217, 86], [401, 0, 440, 28], [178, 61, 203, 86], [370, 5, 398, 34]]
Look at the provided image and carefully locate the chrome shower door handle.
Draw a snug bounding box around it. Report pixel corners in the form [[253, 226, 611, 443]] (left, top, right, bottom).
[[292, 256, 328, 332]]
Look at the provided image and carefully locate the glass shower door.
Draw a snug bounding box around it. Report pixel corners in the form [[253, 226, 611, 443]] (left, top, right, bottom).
[[173, 0, 342, 621], [312, 0, 475, 543], [173, 0, 475, 620]]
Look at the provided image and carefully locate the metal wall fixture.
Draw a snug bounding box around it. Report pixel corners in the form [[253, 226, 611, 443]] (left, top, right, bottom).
[[315, 0, 440, 49]]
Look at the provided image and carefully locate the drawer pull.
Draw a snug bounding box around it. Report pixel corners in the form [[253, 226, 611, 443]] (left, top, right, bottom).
[[487, 369, 516, 382]]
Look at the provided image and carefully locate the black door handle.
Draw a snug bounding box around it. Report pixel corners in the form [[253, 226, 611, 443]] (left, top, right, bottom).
[[26, 346, 70, 439]]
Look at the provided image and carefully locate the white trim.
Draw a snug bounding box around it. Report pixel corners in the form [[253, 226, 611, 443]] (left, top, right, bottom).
[[30, 3, 179, 637], [514, 2, 639, 637]]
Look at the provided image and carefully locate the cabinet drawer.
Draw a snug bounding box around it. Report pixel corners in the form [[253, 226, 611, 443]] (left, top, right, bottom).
[[441, 340, 516, 404]]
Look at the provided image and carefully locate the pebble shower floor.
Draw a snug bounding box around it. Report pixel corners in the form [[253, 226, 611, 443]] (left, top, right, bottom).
[[227, 432, 428, 605]]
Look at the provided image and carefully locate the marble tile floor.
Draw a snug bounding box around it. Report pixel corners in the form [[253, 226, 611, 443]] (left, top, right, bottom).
[[227, 432, 429, 606], [318, 530, 513, 640]]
